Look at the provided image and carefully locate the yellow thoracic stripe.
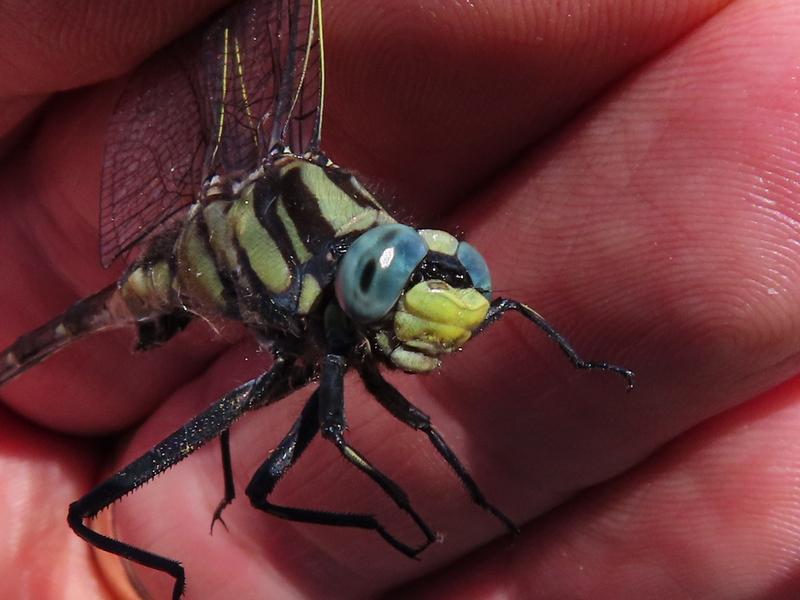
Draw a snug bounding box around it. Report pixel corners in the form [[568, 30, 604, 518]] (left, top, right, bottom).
[[229, 186, 292, 294], [276, 197, 312, 263], [204, 202, 238, 272], [297, 274, 322, 315], [288, 161, 393, 236], [176, 217, 228, 311]]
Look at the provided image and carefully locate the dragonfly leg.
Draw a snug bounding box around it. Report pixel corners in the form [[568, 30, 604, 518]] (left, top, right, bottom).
[[68, 356, 300, 600], [317, 354, 438, 553], [210, 429, 236, 534], [357, 358, 519, 536], [483, 298, 635, 390], [245, 355, 436, 558]]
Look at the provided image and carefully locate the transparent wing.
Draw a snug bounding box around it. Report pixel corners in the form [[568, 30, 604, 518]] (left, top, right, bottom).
[[99, 0, 324, 267], [99, 39, 204, 268], [271, 0, 323, 156], [200, 0, 323, 177]]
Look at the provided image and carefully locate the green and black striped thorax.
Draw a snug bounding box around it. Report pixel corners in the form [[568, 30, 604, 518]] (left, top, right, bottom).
[[122, 153, 495, 373], [175, 156, 394, 330]]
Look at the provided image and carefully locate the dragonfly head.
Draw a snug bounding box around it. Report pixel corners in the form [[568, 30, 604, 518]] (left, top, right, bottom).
[[335, 224, 492, 373]]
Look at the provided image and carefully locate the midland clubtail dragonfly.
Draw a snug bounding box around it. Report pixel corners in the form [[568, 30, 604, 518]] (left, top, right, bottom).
[[0, 0, 634, 597]]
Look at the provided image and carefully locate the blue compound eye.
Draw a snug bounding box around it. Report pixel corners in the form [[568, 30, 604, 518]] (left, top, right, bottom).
[[336, 224, 428, 323], [457, 241, 492, 298]]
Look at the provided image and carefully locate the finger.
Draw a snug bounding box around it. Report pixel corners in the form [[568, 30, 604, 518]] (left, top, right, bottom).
[[79, 1, 800, 597], [410, 0, 800, 549], [396, 377, 800, 599], [119, 1, 800, 596], [0, 0, 230, 146], [0, 2, 238, 430], [0, 404, 108, 598], [0, 0, 230, 95], [325, 0, 731, 214]]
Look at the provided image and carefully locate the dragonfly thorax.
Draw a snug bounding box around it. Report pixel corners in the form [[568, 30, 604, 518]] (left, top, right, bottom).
[[164, 156, 395, 330]]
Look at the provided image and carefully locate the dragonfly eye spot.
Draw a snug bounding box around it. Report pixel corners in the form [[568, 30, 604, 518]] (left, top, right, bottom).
[[359, 260, 376, 292], [335, 224, 427, 323]]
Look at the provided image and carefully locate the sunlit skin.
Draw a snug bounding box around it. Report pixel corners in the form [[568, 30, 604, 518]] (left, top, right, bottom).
[[1, 1, 800, 598]]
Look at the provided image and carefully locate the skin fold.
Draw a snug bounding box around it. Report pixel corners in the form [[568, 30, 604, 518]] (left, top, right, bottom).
[[1, 0, 799, 598]]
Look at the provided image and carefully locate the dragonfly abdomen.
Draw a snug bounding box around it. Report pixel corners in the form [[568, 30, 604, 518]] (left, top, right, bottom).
[[0, 285, 127, 385], [1, 237, 199, 385]]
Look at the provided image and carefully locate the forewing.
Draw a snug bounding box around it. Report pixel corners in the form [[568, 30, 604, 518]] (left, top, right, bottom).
[[198, 0, 269, 180], [99, 37, 205, 268], [99, 0, 323, 267], [268, 0, 323, 156]]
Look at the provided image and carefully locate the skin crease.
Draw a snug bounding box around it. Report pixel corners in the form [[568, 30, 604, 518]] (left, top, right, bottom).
[[1, 0, 800, 598]]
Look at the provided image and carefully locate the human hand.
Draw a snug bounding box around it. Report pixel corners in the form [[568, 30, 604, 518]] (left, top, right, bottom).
[[1, 1, 799, 598]]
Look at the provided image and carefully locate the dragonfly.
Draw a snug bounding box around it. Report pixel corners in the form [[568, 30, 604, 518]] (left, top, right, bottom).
[[0, 0, 634, 597]]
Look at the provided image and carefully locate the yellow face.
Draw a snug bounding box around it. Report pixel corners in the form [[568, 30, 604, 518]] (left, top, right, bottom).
[[396, 281, 489, 351], [384, 281, 490, 373]]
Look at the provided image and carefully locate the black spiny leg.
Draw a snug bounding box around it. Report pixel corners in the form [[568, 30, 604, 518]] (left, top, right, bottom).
[[210, 429, 236, 533], [482, 298, 635, 390], [317, 354, 437, 554], [68, 356, 305, 600], [357, 358, 519, 536], [246, 355, 437, 558]]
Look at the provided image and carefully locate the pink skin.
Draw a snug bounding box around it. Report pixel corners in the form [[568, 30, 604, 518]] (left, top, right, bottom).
[[1, 0, 799, 598]]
